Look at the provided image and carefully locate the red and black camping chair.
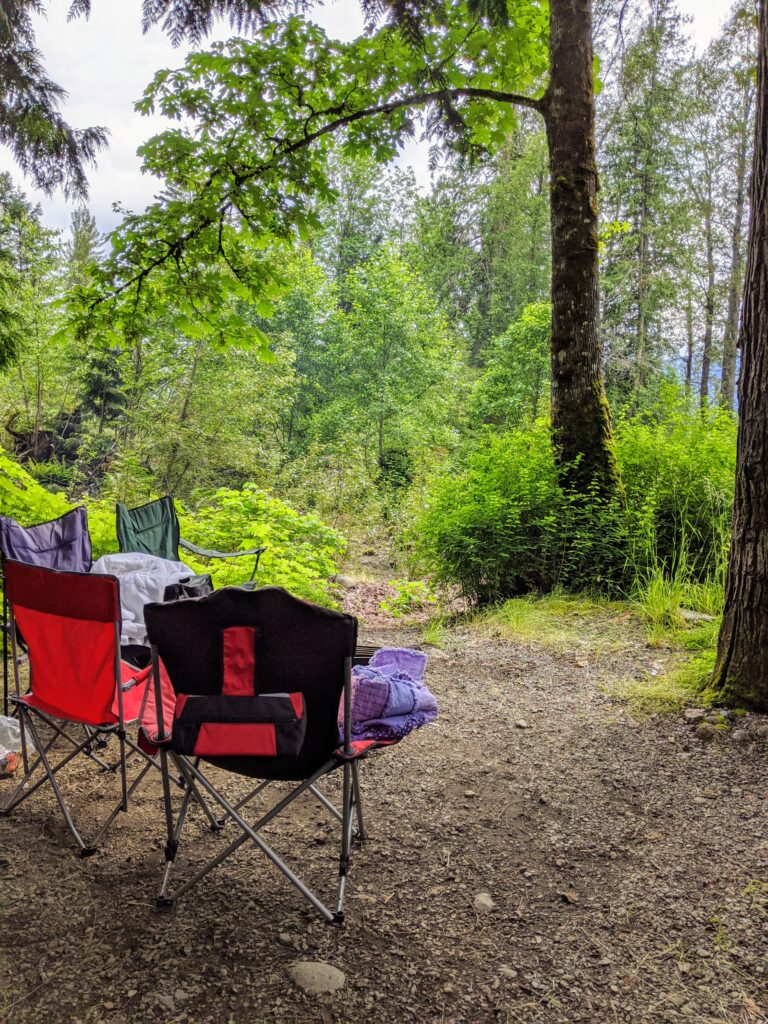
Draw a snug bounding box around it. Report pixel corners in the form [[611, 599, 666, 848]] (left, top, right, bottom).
[[0, 560, 216, 855], [143, 586, 385, 923]]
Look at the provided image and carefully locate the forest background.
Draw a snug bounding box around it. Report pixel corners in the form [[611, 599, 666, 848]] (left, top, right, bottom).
[[0, 0, 752, 662]]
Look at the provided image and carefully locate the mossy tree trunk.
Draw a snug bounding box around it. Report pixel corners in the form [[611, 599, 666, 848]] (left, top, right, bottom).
[[541, 0, 621, 500], [712, 0, 768, 711], [721, 81, 753, 411]]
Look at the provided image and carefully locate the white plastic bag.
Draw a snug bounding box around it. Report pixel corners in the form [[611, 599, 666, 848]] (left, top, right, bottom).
[[0, 714, 21, 755]]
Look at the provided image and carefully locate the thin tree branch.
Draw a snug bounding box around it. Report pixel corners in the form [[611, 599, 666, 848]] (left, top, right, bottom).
[[92, 84, 542, 308]]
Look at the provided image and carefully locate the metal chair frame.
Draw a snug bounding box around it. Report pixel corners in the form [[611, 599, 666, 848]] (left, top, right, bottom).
[[0, 595, 218, 855], [153, 650, 370, 924]]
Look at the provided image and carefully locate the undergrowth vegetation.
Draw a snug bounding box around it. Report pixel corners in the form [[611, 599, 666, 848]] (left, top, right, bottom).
[[411, 384, 735, 610], [470, 592, 637, 653], [0, 448, 344, 606]]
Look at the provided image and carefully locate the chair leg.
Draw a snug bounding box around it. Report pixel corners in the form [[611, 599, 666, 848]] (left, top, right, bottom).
[[21, 710, 93, 854], [351, 760, 366, 842], [4, 708, 155, 855], [1, 706, 106, 815], [157, 746, 181, 907], [309, 767, 366, 844], [156, 754, 341, 922], [333, 763, 354, 924]]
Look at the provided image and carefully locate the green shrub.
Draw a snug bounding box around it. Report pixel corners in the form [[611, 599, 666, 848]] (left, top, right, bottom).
[[616, 383, 735, 582], [0, 447, 70, 524], [380, 578, 436, 617], [411, 384, 736, 604], [178, 486, 345, 606], [470, 303, 550, 428], [410, 421, 627, 601]]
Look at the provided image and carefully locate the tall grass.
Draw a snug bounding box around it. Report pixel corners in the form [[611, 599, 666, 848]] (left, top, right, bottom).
[[630, 532, 726, 646]]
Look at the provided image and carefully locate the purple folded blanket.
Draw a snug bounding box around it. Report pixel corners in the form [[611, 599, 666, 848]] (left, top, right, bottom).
[[339, 647, 438, 742]]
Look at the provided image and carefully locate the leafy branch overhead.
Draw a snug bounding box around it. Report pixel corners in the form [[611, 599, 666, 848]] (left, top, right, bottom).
[[81, 4, 548, 329]]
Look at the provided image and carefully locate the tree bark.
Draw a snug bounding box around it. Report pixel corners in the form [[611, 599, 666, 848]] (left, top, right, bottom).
[[542, 0, 621, 499], [699, 200, 716, 409], [721, 81, 754, 411], [684, 292, 694, 389], [712, 0, 768, 710]]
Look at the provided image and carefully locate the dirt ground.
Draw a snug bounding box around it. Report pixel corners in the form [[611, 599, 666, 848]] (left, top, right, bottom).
[[1, 588, 767, 1024]]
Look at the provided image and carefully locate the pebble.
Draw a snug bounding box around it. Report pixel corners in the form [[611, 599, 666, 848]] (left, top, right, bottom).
[[473, 892, 495, 913], [499, 966, 518, 979], [289, 962, 346, 994], [680, 609, 715, 623], [515, 720, 531, 729], [695, 723, 720, 741], [682, 709, 707, 723]]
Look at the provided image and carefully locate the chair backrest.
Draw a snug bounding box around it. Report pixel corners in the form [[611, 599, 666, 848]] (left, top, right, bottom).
[[116, 496, 180, 561], [0, 506, 92, 572], [4, 560, 121, 726], [145, 586, 357, 778]]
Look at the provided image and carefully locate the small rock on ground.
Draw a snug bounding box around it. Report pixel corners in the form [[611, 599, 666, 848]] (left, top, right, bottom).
[[473, 892, 495, 914], [682, 708, 707, 723], [289, 962, 345, 994]]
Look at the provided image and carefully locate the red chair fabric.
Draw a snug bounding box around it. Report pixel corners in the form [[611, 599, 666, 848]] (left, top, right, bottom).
[[5, 561, 122, 726], [4, 560, 149, 726]]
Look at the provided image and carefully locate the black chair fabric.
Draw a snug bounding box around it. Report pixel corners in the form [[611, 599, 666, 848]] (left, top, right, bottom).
[[144, 586, 357, 780]]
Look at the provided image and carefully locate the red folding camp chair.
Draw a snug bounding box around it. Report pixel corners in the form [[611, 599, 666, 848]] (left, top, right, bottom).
[[143, 586, 390, 923], [0, 560, 214, 855], [1, 506, 93, 714]]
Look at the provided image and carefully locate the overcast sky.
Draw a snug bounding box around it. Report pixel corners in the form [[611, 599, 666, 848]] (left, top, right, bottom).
[[0, 0, 736, 237]]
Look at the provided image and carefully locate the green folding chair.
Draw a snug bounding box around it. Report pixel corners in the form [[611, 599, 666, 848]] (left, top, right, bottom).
[[115, 496, 266, 587]]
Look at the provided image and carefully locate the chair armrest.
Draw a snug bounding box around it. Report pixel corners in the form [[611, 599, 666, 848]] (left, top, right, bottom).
[[180, 538, 267, 560]]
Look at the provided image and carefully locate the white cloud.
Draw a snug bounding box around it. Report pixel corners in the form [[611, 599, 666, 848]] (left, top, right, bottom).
[[0, 0, 734, 237]]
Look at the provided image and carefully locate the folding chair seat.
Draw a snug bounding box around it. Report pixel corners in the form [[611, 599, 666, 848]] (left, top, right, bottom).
[[143, 585, 392, 923], [116, 496, 266, 587], [0, 506, 92, 714], [0, 560, 198, 856]]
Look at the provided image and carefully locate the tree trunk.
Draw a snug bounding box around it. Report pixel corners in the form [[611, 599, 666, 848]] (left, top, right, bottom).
[[721, 82, 754, 411], [699, 202, 716, 409], [684, 292, 694, 389], [712, 0, 768, 710], [636, 170, 651, 391], [542, 0, 621, 500]]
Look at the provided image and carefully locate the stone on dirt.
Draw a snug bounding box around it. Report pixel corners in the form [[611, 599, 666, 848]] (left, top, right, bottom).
[[333, 575, 356, 590], [473, 892, 495, 913], [289, 962, 345, 994], [680, 609, 715, 623], [682, 708, 707, 723], [695, 722, 721, 741]]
